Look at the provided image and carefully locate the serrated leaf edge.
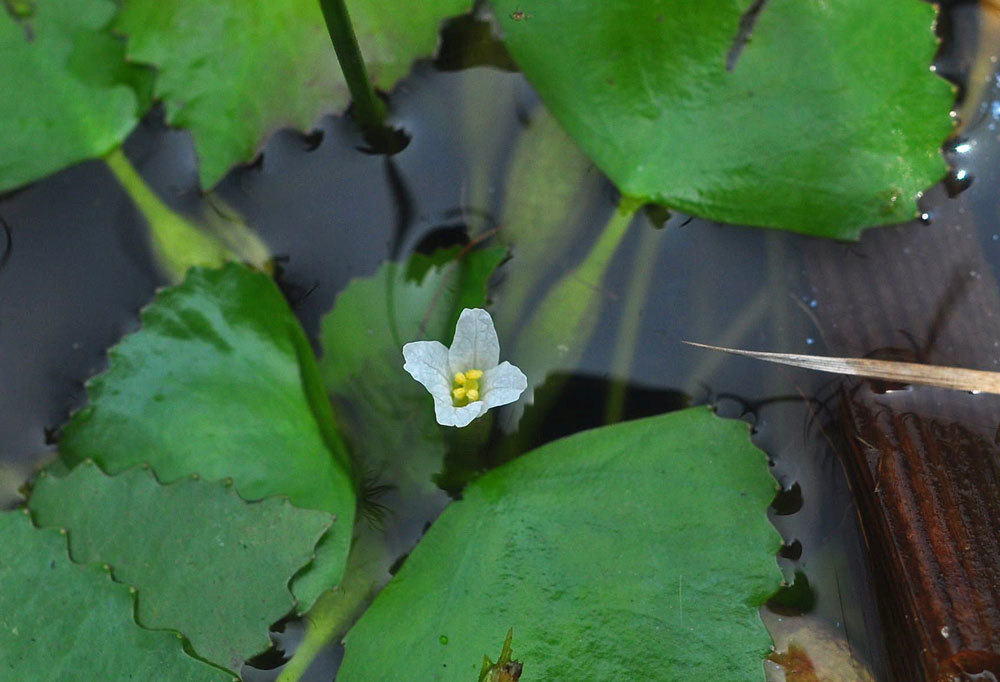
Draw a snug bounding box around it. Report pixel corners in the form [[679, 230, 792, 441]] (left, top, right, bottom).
[[6, 507, 239, 679], [34, 458, 335, 604]]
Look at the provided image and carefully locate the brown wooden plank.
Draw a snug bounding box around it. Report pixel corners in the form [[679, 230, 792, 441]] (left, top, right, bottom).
[[805, 211, 1000, 680]]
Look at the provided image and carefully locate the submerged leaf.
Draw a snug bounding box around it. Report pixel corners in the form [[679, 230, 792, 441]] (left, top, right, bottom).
[[338, 408, 782, 680], [492, 107, 635, 419], [115, 0, 472, 188], [0, 510, 235, 681], [493, 0, 954, 237], [29, 463, 333, 671], [0, 0, 147, 192], [59, 264, 355, 610]]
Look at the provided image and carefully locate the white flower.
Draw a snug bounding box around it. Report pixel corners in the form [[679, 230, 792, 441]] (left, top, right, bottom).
[[403, 308, 527, 427]]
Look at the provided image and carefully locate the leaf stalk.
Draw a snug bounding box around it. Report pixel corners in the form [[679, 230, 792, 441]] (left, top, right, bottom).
[[318, 0, 386, 132]]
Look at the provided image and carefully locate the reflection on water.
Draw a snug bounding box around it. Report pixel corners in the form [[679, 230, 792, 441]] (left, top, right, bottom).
[[0, 3, 997, 681], [0, 159, 165, 484]]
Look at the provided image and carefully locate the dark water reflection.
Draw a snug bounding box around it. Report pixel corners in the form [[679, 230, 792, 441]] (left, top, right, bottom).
[[0, 3, 997, 681]]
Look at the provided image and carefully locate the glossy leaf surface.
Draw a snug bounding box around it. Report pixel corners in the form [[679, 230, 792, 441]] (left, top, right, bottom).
[[0, 0, 145, 191], [339, 408, 782, 680], [494, 0, 954, 237], [59, 264, 355, 610]]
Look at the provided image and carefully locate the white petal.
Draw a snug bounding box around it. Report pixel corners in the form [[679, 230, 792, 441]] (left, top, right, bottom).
[[481, 361, 528, 409], [448, 308, 500, 374], [433, 399, 486, 427], [402, 340, 452, 403]]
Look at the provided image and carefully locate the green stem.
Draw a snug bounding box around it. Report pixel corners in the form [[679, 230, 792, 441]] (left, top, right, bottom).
[[105, 147, 272, 281], [276, 532, 383, 682], [318, 0, 386, 131], [514, 203, 635, 370], [105, 147, 229, 282]]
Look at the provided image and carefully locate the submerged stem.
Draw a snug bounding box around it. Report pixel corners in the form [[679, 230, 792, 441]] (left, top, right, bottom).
[[104, 148, 271, 281], [605, 223, 661, 424], [318, 0, 386, 132], [105, 147, 229, 281]]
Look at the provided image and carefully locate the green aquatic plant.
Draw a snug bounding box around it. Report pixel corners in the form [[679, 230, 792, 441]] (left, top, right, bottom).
[[58, 264, 357, 611], [491, 0, 954, 237], [0, 0, 964, 678], [1, 0, 954, 233], [336, 408, 781, 680]]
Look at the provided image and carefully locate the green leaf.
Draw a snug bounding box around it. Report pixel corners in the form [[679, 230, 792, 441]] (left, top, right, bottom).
[[0, 510, 235, 681], [115, 0, 472, 188], [29, 462, 333, 672], [59, 263, 355, 610], [349, 2, 474, 95], [0, 0, 146, 192], [493, 0, 954, 238], [275, 247, 506, 679], [338, 408, 782, 680]]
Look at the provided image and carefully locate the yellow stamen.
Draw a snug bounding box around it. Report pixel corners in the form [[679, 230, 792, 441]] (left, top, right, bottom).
[[451, 367, 484, 406]]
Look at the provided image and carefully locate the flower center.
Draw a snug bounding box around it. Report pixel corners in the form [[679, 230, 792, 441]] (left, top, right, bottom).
[[452, 369, 483, 406]]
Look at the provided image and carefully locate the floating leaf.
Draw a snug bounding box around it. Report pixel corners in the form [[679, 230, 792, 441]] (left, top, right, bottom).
[[59, 264, 355, 610], [0, 0, 147, 192], [29, 462, 333, 671], [115, 0, 472, 188], [0, 510, 234, 681], [338, 408, 782, 680], [493, 0, 954, 237]]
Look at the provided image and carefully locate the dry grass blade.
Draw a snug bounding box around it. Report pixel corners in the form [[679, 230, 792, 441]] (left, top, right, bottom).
[[683, 342, 1000, 395]]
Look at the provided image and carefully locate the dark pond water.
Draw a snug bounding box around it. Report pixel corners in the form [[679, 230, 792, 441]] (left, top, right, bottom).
[[1, 2, 998, 680]]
